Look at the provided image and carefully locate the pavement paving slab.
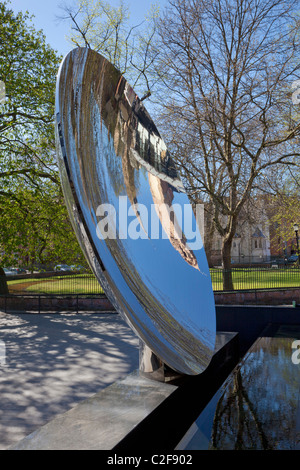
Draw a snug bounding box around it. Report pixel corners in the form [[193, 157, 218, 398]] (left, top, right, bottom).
[[0, 311, 139, 450]]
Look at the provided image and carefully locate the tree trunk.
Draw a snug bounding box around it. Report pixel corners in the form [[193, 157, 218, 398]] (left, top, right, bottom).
[[0, 267, 9, 295], [222, 239, 234, 291]]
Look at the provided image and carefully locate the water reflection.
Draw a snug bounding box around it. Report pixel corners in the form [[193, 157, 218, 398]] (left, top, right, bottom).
[[176, 326, 300, 450], [55, 47, 216, 375]]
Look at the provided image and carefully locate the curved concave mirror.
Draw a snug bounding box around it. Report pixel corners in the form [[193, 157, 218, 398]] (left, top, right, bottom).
[[55, 47, 216, 375]]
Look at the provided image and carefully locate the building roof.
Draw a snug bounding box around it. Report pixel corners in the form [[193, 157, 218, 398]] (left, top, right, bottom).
[[252, 227, 265, 238]]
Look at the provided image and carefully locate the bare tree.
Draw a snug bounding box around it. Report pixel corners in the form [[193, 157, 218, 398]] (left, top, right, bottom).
[[154, 0, 300, 289], [58, 0, 160, 99]]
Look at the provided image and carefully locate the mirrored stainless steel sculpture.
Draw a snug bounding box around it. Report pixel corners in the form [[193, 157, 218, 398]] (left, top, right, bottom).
[[55, 47, 216, 376]]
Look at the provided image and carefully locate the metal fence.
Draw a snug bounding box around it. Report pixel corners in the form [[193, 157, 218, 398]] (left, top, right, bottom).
[[0, 271, 104, 296], [0, 267, 299, 297], [211, 267, 300, 292]]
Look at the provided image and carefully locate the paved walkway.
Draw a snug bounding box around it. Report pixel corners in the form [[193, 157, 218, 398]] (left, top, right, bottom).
[[0, 311, 139, 450]]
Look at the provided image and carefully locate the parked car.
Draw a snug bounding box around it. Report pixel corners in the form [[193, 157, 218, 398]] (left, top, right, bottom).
[[10, 267, 27, 274], [54, 264, 72, 272], [287, 254, 299, 264], [3, 268, 16, 276]]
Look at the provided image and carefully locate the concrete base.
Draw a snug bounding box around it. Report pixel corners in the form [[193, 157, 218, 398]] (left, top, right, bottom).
[[10, 332, 239, 450], [10, 370, 177, 450]]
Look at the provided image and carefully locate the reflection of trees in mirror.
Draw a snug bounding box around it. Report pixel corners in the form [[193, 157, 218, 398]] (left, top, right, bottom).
[[211, 369, 273, 450], [64, 49, 197, 267], [210, 334, 299, 450]]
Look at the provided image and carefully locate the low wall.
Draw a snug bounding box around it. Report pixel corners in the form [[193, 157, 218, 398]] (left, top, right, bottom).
[[0, 295, 114, 313], [1, 287, 299, 313], [214, 287, 300, 306]]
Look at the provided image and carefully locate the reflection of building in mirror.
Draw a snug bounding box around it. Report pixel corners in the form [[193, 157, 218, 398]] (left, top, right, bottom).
[[148, 172, 199, 270], [122, 79, 183, 192], [133, 121, 184, 193]]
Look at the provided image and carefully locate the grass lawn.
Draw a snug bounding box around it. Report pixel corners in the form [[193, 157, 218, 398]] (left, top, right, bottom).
[[7, 274, 104, 295]]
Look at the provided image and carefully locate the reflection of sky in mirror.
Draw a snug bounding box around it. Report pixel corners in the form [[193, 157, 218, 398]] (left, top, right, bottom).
[[89, 101, 214, 347], [118, 184, 213, 336]]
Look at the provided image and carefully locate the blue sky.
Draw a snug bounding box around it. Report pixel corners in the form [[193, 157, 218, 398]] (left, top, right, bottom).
[[8, 0, 167, 57]]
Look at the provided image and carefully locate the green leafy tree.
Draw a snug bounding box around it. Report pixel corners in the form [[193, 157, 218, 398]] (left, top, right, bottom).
[[0, 2, 86, 293], [0, 183, 88, 272], [0, 2, 60, 179]]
